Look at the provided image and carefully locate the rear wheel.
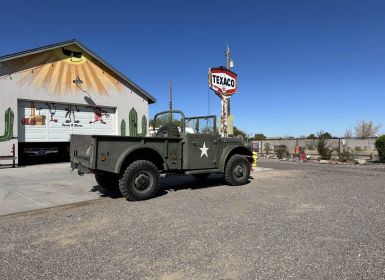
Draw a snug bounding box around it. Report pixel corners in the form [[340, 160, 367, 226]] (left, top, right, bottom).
[[95, 172, 119, 191], [119, 160, 160, 201], [224, 154, 250, 186]]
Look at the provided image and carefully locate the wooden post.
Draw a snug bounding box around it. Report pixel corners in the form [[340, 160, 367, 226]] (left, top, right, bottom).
[[12, 143, 15, 168]]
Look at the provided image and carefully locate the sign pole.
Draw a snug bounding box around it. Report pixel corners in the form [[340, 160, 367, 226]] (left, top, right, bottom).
[[220, 95, 230, 137], [208, 47, 237, 138], [220, 45, 232, 137]]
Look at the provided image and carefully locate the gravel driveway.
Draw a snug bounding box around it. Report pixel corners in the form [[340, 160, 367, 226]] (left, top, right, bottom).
[[1, 160, 384, 279]]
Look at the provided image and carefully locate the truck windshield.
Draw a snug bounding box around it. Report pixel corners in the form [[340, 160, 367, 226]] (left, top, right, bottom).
[[185, 116, 217, 135], [151, 111, 184, 135]]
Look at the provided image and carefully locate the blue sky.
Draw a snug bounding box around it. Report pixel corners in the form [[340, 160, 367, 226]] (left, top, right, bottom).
[[1, 0, 385, 137]]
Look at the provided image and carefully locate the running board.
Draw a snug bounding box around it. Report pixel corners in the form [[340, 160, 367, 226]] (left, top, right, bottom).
[[184, 169, 222, 175]]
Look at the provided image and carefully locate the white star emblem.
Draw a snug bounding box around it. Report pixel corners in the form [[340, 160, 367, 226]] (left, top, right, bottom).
[[200, 142, 209, 158]]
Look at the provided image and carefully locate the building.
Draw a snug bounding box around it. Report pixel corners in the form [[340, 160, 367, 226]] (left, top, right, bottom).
[[0, 39, 156, 165]]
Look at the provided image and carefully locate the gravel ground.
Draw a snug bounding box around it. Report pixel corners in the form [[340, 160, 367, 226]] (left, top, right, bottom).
[[1, 159, 384, 279]]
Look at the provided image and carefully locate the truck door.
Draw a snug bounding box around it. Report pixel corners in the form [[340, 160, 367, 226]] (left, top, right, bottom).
[[183, 134, 218, 170]]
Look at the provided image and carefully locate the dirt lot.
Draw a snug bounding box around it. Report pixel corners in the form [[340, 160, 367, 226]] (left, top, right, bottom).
[[0, 159, 384, 279]]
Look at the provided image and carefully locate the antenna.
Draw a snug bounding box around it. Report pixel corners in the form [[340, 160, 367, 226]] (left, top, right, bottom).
[[226, 44, 231, 70], [169, 80, 173, 112], [225, 45, 231, 122]]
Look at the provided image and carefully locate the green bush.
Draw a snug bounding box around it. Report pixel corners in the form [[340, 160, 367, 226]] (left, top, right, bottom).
[[375, 135, 385, 163], [317, 137, 333, 160], [276, 146, 288, 159], [264, 143, 272, 155]]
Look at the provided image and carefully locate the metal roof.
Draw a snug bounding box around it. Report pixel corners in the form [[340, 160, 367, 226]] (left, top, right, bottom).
[[0, 39, 156, 104]]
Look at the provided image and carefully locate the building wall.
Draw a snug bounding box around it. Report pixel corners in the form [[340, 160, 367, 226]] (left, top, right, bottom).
[[0, 46, 150, 164]]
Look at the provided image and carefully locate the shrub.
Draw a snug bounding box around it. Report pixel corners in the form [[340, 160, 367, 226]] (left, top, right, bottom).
[[305, 140, 317, 150], [375, 135, 385, 163], [338, 149, 356, 162], [306, 143, 315, 150], [317, 136, 333, 160], [276, 146, 288, 159], [354, 146, 362, 152], [264, 143, 272, 155]]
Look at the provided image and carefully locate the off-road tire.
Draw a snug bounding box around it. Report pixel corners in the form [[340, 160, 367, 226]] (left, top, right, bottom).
[[224, 154, 250, 186], [119, 160, 160, 201], [192, 173, 210, 180], [95, 172, 119, 191], [155, 123, 180, 138]]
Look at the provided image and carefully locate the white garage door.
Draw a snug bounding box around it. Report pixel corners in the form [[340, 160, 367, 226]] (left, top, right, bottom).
[[18, 100, 116, 142]]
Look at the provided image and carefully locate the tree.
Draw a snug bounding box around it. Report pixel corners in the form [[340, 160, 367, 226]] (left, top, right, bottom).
[[344, 128, 352, 138], [264, 143, 272, 155], [319, 131, 333, 139], [307, 134, 317, 139], [253, 133, 266, 140], [354, 120, 381, 138], [233, 126, 246, 138], [317, 131, 333, 160]]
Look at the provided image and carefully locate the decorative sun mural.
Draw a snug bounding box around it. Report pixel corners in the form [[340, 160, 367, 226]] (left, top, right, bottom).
[[0, 45, 123, 96]]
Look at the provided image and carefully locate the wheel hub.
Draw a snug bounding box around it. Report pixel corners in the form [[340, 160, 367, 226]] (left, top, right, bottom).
[[134, 173, 150, 190], [234, 164, 244, 177]]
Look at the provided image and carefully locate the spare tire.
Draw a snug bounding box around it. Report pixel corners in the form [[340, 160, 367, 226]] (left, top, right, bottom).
[[155, 123, 180, 138]]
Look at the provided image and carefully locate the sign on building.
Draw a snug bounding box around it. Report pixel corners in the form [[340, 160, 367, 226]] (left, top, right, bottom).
[[208, 67, 238, 95]]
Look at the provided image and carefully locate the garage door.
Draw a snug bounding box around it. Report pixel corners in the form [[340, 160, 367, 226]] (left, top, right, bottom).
[[17, 100, 116, 142]]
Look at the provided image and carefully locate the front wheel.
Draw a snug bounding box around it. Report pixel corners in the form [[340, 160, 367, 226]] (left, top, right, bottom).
[[224, 155, 250, 186], [119, 160, 160, 201]]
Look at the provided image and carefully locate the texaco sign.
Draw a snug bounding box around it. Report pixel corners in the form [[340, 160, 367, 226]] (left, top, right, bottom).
[[208, 67, 238, 95]]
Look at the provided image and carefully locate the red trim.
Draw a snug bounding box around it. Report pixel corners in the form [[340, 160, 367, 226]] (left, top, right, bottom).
[[209, 68, 237, 79]]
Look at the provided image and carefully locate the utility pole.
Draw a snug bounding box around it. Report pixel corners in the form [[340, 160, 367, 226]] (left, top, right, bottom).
[[169, 80, 173, 122]]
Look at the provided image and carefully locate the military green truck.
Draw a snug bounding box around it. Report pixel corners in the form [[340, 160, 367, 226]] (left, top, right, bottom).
[[70, 110, 253, 201]]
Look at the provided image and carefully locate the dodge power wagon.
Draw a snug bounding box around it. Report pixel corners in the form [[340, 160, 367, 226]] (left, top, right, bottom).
[[70, 110, 253, 201]]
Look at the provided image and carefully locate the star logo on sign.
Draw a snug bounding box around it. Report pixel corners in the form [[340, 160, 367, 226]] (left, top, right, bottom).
[[200, 142, 209, 158]]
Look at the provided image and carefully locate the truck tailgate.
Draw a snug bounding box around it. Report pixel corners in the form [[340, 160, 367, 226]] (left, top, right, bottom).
[[70, 134, 96, 170]]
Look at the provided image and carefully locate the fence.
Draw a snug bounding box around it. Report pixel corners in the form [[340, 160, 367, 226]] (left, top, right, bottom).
[[251, 137, 378, 159]]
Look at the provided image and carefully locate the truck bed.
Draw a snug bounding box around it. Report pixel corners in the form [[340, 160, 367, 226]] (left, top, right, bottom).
[[70, 134, 182, 174]]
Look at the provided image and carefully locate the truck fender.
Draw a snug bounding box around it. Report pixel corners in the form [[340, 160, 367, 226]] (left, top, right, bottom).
[[114, 145, 166, 174], [219, 146, 253, 171]]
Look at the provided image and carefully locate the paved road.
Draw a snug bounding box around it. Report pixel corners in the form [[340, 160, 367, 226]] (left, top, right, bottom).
[[1, 160, 384, 279]]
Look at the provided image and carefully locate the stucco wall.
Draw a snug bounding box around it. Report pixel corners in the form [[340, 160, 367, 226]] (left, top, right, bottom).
[[252, 137, 378, 159]]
